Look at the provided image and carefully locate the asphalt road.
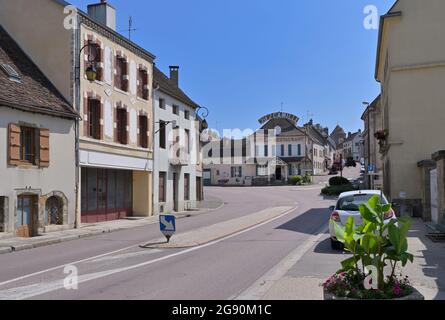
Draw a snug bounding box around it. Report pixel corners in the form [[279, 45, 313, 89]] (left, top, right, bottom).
[[0, 184, 336, 300]]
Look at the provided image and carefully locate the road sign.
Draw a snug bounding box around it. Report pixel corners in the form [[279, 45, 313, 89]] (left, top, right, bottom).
[[368, 164, 376, 174], [160, 215, 176, 242]]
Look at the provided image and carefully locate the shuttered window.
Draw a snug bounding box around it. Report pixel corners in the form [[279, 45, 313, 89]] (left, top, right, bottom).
[[139, 115, 148, 148], [88, 99, 101, 140], [137, 69, 149, 100], [87, 43, 103, 81], [116, 108, 128, 145], [115, 57, 128, 91], [8, 124, 49, 167]]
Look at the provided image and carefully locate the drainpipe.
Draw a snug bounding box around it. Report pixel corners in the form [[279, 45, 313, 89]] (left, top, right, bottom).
[[74, 15, 81, 228], [152, 83, 160, 216]]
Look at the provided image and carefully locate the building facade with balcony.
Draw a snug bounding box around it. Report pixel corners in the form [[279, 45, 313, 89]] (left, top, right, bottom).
[[152, 66, 203, 214]]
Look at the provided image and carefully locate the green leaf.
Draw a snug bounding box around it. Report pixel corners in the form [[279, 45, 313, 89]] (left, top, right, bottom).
[[341, 256, 357, 270], [360, 203, 380, 224]]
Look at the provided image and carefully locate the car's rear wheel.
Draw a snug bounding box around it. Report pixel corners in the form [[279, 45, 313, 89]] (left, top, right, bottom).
[[331, 239, 344, 251]]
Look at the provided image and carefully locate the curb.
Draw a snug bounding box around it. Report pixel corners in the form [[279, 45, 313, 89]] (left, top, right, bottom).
[[0, 202, 225, 256]]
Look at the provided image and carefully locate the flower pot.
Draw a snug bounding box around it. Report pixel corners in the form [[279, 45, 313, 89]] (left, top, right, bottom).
[[323, 287, 425, 300]]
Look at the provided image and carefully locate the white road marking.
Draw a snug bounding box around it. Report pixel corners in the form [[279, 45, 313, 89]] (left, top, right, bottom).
[[0, 205, 299, 300], [232, 224, 329, 300], [86, 249, 163, 263]]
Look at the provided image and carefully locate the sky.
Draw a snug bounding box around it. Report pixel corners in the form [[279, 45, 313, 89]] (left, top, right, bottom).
[[69, 0, 395, 136]]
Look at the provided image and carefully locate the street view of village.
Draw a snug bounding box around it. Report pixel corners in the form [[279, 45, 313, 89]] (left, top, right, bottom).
[[0, 0, 444, 307]]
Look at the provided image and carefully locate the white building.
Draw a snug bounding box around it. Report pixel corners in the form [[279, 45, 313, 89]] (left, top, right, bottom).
[[153, 66, 203, 214]]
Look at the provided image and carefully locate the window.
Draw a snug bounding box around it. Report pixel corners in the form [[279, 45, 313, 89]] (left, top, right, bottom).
[[257, 165, 268, 176], [159, 98, 165, 109], [116, 108, 128, 145], [288, 144, 292, 156], [184, 110, 190, 120], [184, 174, 190, 201], [139, 115, 148, 148], [264, 145, 268, 157], [45, 196, 63, 225], [281, 145, 285, 157], [20, 127, 36, 164], [159, 120, 166, 149], [173, 105, 179, 115], [159, 172, 166, 202], [184, 129, 190, 154], [231, 166, 242, 178], [115, 56, 128, 91], [137, 69, 149, 100], [298, 144, 301, 156], [88, 99, 101, 140], [88, 43, 102, 81]]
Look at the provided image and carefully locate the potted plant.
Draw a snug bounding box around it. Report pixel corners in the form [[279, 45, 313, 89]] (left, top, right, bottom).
[[323, 195, 424, 300], [374, 129, 389, 141]]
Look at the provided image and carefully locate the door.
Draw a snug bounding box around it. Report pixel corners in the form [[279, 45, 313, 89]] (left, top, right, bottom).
[[431, 169, 439, 224], [196, 177, 202, 201], [275, 167, 282, 180], [97, 169, 107, 222], [173, 172, 179, 212], [16, 195, 36, 238]]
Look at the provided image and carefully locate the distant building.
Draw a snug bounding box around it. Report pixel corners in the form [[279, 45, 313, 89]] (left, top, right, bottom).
[[203, 113, 331, 186]]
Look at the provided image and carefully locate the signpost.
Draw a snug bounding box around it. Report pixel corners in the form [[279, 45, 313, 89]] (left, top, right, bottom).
[[159, 215, 176, 243]]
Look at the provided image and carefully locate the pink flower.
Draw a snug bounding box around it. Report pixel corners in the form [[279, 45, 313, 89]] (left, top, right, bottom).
[[393, 285, 402, 296]]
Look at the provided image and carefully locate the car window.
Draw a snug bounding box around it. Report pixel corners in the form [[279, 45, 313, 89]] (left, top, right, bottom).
[[336, 194, 388, 211]]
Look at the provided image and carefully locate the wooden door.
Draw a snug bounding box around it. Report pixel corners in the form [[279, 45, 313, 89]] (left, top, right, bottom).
[[173, 172, 179, 212], [16, 195, 36, 238]]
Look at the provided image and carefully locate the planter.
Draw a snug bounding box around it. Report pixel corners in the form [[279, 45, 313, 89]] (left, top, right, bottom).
[[323, 287, 425, 301]]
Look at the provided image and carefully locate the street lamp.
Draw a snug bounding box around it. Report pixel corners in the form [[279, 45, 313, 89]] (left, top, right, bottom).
[[77, 40, 99, 82], [196, 106, 209, 131]]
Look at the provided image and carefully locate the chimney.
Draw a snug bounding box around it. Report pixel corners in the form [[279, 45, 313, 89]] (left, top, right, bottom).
[[87, 0, 117, 31], [169, 66, 179, 86]]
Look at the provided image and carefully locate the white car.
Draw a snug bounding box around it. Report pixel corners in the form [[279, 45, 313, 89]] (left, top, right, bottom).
[[328, 190, 397, 250]]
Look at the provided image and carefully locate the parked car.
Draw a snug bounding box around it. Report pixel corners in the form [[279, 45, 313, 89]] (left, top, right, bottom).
[[328, 190, 397, 250]]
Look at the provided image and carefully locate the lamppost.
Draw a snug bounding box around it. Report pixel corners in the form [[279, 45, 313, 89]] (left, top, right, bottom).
[[196, 106, 209, 131], [77, 40, 99, 82]]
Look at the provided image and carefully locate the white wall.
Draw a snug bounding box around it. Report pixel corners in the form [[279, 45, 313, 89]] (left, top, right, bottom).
[[0, 108, 76, 233], [153, 90, 201, 214]]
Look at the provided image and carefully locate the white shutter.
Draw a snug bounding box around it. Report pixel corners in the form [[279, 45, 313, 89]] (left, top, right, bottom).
[[104, 99, 113, 138], [130, 109, 137, 144], [130, 60, 137, 95], [104, 47, 112, 85]]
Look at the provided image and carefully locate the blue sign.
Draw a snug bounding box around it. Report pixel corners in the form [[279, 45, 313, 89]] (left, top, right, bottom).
[[368, 164, 376, 174], [160, 215, 176, 239]]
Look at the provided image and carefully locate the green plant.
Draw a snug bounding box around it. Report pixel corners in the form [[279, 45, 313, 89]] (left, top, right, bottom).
[[289, 175, 303, 185], [329, 176, 350, 186], [326, 195, 414, 298], [302, 174, 312, 184], [321, 184, 356, 196]]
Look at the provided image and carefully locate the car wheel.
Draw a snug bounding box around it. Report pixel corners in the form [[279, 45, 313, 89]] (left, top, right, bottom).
[[331, 239, 344, 251]]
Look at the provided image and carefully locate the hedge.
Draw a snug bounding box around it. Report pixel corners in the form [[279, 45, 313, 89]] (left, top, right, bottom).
[[329, 176, 350, 186], [321, 184, 357, 196]]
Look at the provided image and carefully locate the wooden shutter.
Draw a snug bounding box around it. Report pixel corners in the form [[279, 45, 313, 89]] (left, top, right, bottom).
[[100, 101, 104, 140], [114, 56, 120, 88], [123, 61, 129, 92], [83, 97, 89, 137], [114, 108, 118, 143], [8, 123, 21, 166], [125, 109, 129, 144], [137, 115, 141, 147], [39, 129, 50, 168]]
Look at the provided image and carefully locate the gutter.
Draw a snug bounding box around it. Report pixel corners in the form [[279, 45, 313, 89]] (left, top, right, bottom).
[[0, 98, 80, 120]]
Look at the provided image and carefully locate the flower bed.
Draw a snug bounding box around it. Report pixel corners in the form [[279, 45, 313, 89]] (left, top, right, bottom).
[[322, 271, 418, 300]]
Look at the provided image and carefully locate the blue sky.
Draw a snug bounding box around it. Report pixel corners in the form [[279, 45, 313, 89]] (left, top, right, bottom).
[[70, 0, 394, 135]]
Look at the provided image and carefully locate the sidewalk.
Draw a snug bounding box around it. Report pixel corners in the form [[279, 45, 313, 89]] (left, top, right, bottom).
[[0, 197, 224, 255], [239, 218, 445, 300]]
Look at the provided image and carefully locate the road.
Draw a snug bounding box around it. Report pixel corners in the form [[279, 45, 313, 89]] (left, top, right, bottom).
[[0, 184, 336, 300]]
